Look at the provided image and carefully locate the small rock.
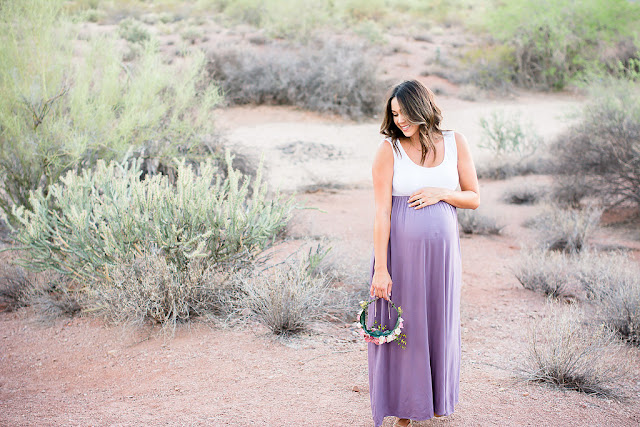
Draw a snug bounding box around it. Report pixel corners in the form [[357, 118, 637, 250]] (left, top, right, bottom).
[[498, 387, 506, 392], [522, 392, 530, 396], [352, 386, 360, 393]]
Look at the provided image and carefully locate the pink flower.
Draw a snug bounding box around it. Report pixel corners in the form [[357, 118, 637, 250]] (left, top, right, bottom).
[[399, 321, 404, 329], [359, 330, 365, 337]]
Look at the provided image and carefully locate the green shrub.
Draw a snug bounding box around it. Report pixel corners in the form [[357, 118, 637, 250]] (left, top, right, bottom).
[[0, 1, 222, 225], [484, 0, 640, 89], [118, 17, 150, 44], [207, 41, 383, 118], [552, 78, 640, 208], [10, 153, 294, 282], [476, 110, 549, 179], [523, 304, 628, 399]]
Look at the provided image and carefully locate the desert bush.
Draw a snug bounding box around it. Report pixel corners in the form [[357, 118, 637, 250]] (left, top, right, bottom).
[[457, 208, 503, 235], [502, 183, 542, 205], [0, 1, 222, 226], [484, 0, 640, 89], [207, 41, 383, 118], [579, 254, 640, 345], [93, 253, 223, 330], [522, 304, 628, 399], [10, 153, 293, 280], [552, 78, 640, 208], [118, 17, 150, 44], [230, 257, 331, 335], [527, 205, 602, 253], [514, 251, 577, 300], [0, 264, 33, 311], [476, 110, 546, 179]]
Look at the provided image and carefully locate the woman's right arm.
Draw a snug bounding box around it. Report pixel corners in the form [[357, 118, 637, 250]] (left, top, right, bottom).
[[370, 141, 394, 300]]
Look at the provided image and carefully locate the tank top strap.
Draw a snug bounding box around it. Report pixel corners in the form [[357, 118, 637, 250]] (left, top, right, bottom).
[[443, 130, 457, 164]]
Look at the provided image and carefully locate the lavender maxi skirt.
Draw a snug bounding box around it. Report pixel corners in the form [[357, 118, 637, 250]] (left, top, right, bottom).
[[368, 197, 462, 427]]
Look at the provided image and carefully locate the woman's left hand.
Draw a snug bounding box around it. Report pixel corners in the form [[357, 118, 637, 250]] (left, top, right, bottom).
[[408, 187, 451, 209]]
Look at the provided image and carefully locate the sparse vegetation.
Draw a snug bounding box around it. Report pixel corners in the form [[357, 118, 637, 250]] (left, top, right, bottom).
[[457, 208, 503, 235], [483, 0, 640, 89], [552, 78, 640, 208], [476, 110, 544, 179], [523, 304, 628, 399], [207, 41, 383, 118], [527, 206, 602, 253], [0, 1, 222, 226]]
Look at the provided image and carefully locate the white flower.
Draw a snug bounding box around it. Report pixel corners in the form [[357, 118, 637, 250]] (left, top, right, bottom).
[[378, 336, 386, 344]]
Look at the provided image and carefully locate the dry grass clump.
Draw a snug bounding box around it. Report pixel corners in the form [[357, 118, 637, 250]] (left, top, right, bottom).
[[514, 251, 581, 301], [206, 40, 383, 118], [0, 264, 32, 311], [457, 209, 504, 235], [94, 254, 223, 332], [581, 254, 640, 345], [502, 183, 543, 205], [523, 304, 629, 399], [527, 205, 602, 253], [230, 258, 331, 335]]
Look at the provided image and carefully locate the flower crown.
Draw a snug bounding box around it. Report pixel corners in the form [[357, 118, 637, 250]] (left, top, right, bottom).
[[356, 298, 406, 347]]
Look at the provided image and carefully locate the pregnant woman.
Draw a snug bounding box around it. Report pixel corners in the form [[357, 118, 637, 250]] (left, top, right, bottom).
[[368, 80, 479, 427]]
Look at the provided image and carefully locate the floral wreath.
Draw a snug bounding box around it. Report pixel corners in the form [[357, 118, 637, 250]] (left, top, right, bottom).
[[356, 298, 406, 347]]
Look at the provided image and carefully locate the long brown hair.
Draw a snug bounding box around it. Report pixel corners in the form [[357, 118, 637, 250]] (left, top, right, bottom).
[[380, 80, 443, 165]]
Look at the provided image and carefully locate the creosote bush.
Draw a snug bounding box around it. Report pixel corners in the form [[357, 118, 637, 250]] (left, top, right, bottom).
[[0, 1, 222, 225], [552, 78, 640, 208], [476, 110, 546, 179], [484, 0, 640, 89], [523, 304, 628, 399], [207, 41, 383, 118]]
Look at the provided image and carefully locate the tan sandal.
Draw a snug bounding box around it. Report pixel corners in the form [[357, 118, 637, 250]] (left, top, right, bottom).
[[393, 419, 413, 427]]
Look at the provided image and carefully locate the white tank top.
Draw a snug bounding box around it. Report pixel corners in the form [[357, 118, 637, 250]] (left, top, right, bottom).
[[384, 130, 459, 196]]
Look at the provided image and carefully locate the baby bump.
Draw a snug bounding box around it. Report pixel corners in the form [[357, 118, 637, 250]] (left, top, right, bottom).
[[390, 197, 459, 243]]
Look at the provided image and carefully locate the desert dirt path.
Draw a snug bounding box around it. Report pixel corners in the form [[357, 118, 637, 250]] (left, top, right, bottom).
[[2, 97, 640, 426]]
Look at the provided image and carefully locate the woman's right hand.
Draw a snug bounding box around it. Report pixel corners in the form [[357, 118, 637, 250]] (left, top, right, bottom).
[[370, 270, 393, 300]]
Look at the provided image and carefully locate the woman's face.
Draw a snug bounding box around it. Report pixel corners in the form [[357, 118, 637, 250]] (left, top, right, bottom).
[[391, 97, 419, 138]]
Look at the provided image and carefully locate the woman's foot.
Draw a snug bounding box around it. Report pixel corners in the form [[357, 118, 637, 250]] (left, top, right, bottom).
[[394, 419, 412, 427]]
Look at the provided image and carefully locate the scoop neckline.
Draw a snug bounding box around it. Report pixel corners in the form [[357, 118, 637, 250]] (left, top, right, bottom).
[[397, 131, 448, 170]]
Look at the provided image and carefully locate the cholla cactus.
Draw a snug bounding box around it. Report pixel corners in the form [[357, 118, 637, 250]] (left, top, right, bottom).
[[11, 151, 294, 284]]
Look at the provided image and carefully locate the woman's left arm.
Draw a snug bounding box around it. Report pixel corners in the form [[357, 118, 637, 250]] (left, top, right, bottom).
[[408, 132, 480, 210]]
